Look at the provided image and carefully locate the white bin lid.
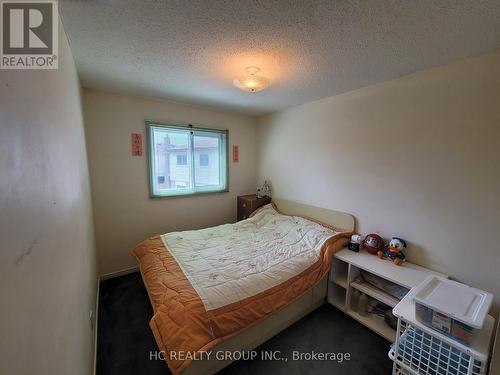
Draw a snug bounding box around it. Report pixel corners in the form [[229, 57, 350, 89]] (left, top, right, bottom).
[[412, 276, 493, 328]]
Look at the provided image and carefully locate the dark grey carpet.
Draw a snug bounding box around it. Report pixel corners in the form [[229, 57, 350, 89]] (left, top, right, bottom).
[[97, 272, 393, 375]]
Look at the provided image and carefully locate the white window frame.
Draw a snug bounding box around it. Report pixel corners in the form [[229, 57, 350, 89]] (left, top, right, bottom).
[[146, 121, 229, 198]]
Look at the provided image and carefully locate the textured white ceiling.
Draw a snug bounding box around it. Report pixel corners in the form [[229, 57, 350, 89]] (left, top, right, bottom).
[[59, 0, 500, 115]]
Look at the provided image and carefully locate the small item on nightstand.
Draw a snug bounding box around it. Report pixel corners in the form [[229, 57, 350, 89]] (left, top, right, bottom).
[[348, 234, 363, 252], [262, 180, 272, 197], [351, 289, 361, 311], [358, 293, 369, 317], [257, 180, 272, 198], [377, 237, 407, 265], [256, 187, 263, 198], [363, 233, 384, 255]]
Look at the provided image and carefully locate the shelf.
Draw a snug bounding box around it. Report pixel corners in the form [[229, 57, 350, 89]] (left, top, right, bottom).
[[335, 249, 447, 289], [333, 274, 348, 289], [330, 257, 348, 288], [328, 282, 346, 311], [346, 308, 396, 342], [328, 248, 449, 345], [350, 280, 400, 308], [329, 297, 345, 311]]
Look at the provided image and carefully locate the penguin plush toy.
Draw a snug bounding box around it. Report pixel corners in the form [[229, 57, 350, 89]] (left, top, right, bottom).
[[378, 237, 407, 265]]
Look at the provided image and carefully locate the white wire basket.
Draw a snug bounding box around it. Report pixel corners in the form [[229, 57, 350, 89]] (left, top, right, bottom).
[[393, 320, 487, 375], [390, 293, 494, 375]]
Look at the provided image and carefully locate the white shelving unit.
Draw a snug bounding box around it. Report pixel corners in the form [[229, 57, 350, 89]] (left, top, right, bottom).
[[327, 248, 447, 342]]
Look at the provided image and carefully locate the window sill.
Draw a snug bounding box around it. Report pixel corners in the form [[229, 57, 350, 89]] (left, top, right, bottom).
[[150, 188, 229, 199]]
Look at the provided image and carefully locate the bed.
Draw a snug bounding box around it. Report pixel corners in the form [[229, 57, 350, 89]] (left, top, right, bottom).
[[132, 198, 354, 375]]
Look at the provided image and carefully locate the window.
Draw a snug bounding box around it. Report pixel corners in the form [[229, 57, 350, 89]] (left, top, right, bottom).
[[176, 154, 187, 165], [199, 153, 209, 167], [147, 122, 228, 197]]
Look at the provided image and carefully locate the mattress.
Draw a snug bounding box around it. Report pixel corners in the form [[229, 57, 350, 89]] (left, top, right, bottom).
[[132, 204, 351, 374]]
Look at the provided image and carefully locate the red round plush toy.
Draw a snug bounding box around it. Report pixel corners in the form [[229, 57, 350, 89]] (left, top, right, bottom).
[[363, 233, 384, 254]]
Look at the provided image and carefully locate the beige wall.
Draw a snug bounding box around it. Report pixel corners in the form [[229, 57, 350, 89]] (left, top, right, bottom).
[[257, 50, 500, 312], [0, 20, 97, 375], [83, 89, 257, 275]]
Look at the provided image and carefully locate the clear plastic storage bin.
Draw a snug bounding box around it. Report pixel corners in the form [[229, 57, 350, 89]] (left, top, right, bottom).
[[411, 276, 493, 346]]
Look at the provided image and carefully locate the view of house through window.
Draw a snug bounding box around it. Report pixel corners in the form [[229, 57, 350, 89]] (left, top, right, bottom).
[[199, 153, 209, 166], [176, 154, 187, 165], [147, 123, 228, 197]]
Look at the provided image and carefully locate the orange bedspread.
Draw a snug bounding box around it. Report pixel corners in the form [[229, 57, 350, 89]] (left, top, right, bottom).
[[132, 218, 350, 374]]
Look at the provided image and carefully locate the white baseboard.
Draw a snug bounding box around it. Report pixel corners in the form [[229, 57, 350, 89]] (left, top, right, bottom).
[[99, 265, 139, 281]]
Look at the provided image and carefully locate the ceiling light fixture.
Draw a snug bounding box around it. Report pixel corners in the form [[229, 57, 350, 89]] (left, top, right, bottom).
[[233, 66, 270, 93]]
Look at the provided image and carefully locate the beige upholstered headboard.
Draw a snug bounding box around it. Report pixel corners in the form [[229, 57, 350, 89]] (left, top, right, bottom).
[[272, 198, 355, 232]]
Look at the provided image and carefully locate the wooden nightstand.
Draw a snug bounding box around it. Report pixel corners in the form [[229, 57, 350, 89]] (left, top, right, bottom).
[[237, 194, 271, 221]]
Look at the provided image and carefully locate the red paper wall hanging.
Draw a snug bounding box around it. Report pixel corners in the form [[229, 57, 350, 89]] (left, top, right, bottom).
[[232, 145, 239, 163], [131, 133, 143, 156]]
